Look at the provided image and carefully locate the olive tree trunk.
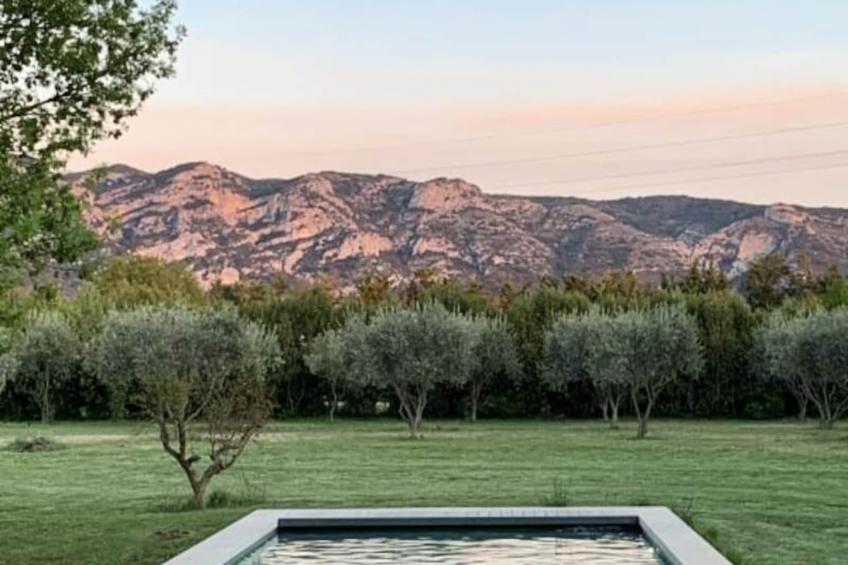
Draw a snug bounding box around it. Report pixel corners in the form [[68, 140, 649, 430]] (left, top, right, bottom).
[[157, 412, 262, 508], [38, 368, 51, 424], [395, 386, 428, 439], [600, 391, 622, 429], [806, 382, 848, 430], [631, 390, 654, 440], [469, 381, 484, 422], [328, 382, 338, 423], [609, 395, 621, 429]]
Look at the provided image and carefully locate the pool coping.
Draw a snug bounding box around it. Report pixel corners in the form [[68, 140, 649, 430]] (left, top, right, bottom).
[[163, 506, 732, 565]]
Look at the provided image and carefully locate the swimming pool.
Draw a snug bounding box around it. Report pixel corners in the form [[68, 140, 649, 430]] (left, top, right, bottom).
[[238, 526, 665, 564], [165, 507, 731, 565]]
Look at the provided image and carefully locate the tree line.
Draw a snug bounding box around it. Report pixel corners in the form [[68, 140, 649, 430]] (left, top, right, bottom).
[[2, 254, 847, 429]]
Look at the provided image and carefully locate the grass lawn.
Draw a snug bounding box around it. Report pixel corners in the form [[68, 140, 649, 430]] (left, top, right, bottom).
[[0, 418, 846, 564]]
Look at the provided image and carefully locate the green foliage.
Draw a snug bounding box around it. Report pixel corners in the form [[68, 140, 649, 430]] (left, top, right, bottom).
[[667, 262, 730, 294], [546, 305, 703, 437], [2, 263, 847, 424], [820, 270, 848, 310], [346, 303, 479, 437], [0, 344, 17, 396], [245, 284, 339, 416], [87, 256, 206, 309], [88, 306, 278, 417], [354, 273, 397, 307], [543, 310, 636, 427], [365, 304, 477, 388], [304, 316, 371, 421], [623, 305, 703, 438], [758, 309, 848, 428], [756, 313, 809, 419], [744, 253, 816, 310], [0, 0, 184, 286], [0, 157, 99, 286], [58, 284, 112, 342], [683, 290, 756, 415], [0, 0, 184, 155], [745, 254, 790, 309], [4, 310, 81, 423], [410, 276, 494, 315], [542, 315, 593, 393], [506, 287, 590, 381], [467, 316, 522, 421], [87, 306, 280, 507], [208, 274, 289, 307]]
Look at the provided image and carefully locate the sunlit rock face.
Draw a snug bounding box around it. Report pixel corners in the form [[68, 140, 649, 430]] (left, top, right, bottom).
[[70, 163, 848, 289]]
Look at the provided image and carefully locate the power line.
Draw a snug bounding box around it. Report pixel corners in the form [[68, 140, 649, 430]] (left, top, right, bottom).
[[283, 90, 848, 158], [549, 160, 848, 198], [389, 119, 848, 176], [489, 148, 848, 191]]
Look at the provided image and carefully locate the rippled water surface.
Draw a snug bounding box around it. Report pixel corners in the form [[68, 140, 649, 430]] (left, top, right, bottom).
[[240, 527, 664, 564]]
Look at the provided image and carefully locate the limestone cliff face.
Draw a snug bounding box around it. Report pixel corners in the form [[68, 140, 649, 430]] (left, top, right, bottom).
[[71, 162, 848, 289]]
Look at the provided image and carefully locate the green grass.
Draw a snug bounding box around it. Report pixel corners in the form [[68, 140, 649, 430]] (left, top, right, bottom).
[[1, 418, 846, 564]]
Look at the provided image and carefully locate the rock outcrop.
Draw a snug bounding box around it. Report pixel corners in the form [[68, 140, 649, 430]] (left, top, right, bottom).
[[70, 162, 848, 289]]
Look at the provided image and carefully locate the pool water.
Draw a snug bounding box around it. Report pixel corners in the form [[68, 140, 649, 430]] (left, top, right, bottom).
[[238, 527, 665, 564]]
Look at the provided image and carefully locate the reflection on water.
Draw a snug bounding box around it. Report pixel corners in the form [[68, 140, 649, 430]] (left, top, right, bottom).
[[240, 527, 664, 564]]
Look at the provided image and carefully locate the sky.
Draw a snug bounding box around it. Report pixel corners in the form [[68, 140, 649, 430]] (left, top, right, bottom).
[[69, 0, 848, 206]]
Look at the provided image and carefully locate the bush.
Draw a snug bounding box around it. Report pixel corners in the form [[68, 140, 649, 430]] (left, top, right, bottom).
[[5, 436, 63, 452]]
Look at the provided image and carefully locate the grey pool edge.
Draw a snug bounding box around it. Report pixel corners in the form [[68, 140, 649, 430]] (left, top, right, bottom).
[[162, 506, 732, 565]]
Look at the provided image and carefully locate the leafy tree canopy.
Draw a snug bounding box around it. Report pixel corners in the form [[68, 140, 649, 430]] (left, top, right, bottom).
[[4, 310, 81, 422], [86, 256, 205, 309], [0, 0, 184, 287]]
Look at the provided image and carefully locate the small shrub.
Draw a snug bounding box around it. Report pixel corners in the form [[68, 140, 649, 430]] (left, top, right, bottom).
[[154, 487, 267, 513], [704, 526, 719, 542], [206, 489, 266, 509], [5, 436, 63, 453], [541, 478, 571, 507]]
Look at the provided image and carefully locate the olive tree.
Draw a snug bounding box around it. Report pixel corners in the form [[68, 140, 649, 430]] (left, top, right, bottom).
[[585, 314, 631, 427], [353, 304, 476, 438], [87, 307, 280, 508], [542, 311, 628, 428], [623, 306, 703, 439], [305, 317, 370, 422], [542, 315, 590, 414], [756, 314, 809, 420], [803, 311, 848, 427], [467, 316, 521, 422], [759, 310, 848, 428], [6, 311, 81, 423]]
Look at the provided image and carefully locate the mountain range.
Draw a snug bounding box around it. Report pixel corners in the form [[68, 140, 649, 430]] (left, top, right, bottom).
[[68, 161, 848, 290]]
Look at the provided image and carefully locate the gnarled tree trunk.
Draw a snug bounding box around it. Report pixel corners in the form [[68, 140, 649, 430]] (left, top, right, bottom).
[[395, 385, 428, 439]]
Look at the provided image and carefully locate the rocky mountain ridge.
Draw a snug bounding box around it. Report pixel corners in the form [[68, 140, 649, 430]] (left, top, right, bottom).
[[69, 162, 848, 289]]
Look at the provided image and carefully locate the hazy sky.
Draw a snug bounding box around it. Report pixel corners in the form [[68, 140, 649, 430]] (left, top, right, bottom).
[[70, 1, 848, 206]]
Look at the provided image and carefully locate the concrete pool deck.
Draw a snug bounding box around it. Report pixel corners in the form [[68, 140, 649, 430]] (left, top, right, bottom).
[[164, 506, 732, 565]]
